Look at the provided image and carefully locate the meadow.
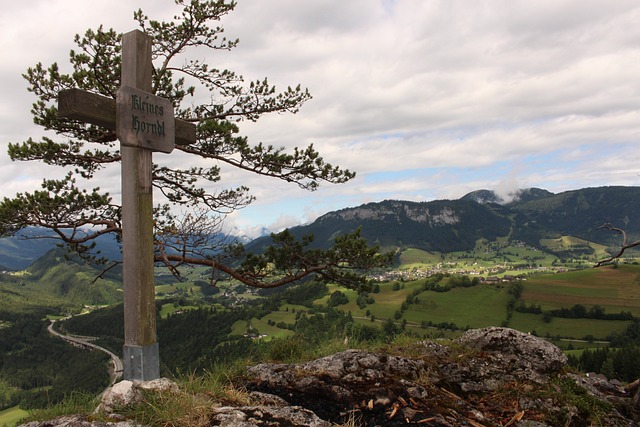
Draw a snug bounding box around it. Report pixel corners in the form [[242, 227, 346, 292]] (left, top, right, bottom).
[[402, 284, 512, 328], [327, 263, 639, 342], [212, 261, 640, 345], [522, 265, 640, 316], [230, 306, 304, 340], [0, 406, 28, 427], [509, 311, 630, 341]]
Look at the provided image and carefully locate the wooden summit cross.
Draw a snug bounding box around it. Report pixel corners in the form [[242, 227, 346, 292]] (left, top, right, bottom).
[[58, 30, 196, 380]]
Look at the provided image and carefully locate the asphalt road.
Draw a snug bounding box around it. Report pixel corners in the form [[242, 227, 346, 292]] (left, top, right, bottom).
[[48, 319, 123, 384]]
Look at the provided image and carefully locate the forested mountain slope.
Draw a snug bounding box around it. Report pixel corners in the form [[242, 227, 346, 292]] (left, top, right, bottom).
[[2, 186, 639, 270], [247, 186, 640, 254]]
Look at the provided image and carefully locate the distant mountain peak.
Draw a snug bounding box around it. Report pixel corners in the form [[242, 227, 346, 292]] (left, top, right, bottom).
[[461, 188, 553, 205], [460, 189, 503, 205]]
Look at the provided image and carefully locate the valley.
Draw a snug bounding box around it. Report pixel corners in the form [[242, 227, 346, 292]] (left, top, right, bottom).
[[2, 243, 639, 425]]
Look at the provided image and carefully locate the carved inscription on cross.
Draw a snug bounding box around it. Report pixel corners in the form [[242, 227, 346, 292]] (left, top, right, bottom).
[[58, 30, 196, 380]]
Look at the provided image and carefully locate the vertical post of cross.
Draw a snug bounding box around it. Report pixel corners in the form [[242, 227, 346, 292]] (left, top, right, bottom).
[[58, 28, 190, 380], [120, 29, 159, 381]]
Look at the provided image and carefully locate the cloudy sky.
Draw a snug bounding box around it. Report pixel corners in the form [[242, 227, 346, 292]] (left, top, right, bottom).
[[2, 1, 640, 238]]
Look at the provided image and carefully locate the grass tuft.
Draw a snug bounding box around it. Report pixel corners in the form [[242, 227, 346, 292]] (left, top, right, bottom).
[[178, 361, 253, 406], [21, 392, 98, 424], [115, 362, 257, 427], [118, 387, 211, 427]]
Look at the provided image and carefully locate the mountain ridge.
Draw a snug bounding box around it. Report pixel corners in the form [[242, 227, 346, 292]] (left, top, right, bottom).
[[246, 185, 640, 255], [1, 185, 639, 270]]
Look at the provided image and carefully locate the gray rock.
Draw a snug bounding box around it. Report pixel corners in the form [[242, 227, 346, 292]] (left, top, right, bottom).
[[247, 349, 431, 423], [210, 405, 330, 427], [248, 391, 290, 407], [96, 378, 179, 414], [628, 378, 640, 411], [441, 327, 568, 391], [456, 327, 568, 377], [568, 372, 628, 401], [246, 328, 634, 425]]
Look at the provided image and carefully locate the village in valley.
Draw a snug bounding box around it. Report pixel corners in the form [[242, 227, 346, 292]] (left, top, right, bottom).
[[367, 239, 579, 283]]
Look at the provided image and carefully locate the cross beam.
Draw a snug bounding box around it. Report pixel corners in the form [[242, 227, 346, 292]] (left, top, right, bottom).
[[58, 89, 196, 146], [57, 29, 196, 380]]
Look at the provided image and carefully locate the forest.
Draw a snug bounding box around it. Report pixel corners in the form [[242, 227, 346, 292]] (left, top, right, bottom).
[[0, 315, 109, 410]]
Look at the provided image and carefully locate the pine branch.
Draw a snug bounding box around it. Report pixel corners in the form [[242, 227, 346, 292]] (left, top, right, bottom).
[[595, 223, 640, 267]]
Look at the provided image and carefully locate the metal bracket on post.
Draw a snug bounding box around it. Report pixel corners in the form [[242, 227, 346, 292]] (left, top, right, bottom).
[[123, 343, 160, 381]]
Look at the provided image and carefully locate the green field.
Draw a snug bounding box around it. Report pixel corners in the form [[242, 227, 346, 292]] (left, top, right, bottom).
[[325, 279, 510, 330], [159, 302, 199, 318], [540, 236, 610, 260], [522, 265, 640, 316], [335, 281, 426, 320], [0, 406, 28, 427], [317, 263, 640, 341], [155, 282, 199, 295], [509, 312, 631, 340], [402, 285, 511, 328], [230, 307, 302, 341], [398, 248, 442, 268]]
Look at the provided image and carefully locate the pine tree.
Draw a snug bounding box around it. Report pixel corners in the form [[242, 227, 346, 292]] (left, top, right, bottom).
[[0, 0, 389, 289]]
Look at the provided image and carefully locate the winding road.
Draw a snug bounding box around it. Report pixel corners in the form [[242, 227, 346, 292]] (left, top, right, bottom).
[[48, 319, 123, 385]]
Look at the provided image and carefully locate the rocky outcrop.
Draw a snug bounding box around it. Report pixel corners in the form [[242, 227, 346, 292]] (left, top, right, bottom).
[[20, 327, 640, 427], [447, 326, 569, 390], [323, 201, 461, 225], [20, 382, 329, 427], [247, 327, 637, 426], [208, 405, 329, 427], [247, 349, 428, 422]]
